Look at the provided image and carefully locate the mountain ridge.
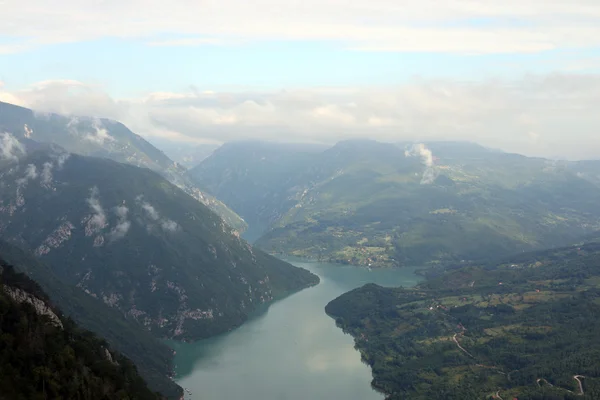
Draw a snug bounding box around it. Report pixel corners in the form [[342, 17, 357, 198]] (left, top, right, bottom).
[[189, 139, 600, 267], [0, 145, 318, 339], [0, 100, 247, 232]]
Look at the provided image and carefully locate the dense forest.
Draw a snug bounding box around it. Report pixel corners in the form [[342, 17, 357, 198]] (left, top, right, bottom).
[[0, 259, 163, 400], [0, 240, 182, 398], [326, 241, 600, 399]]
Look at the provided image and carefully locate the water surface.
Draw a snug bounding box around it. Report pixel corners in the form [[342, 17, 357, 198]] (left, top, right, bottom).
[[170, 259, 422, 400]]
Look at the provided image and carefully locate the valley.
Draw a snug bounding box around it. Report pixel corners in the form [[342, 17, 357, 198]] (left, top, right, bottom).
[[190, 140, 600, 268], [2, 101, 600, 400], [170, 258, 422, 400], [3, 4, 599, 400]]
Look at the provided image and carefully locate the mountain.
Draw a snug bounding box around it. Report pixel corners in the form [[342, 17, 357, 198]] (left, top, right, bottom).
[[189, 139, 600, 267], [150, 140, 220, 168], [188, 141, 329, 242], [325, 241, 600, 399], [0, 239, 182, 398], [0, 101, 247, 232], [0, 142, 318, 341], [0, 258, 163, 400]]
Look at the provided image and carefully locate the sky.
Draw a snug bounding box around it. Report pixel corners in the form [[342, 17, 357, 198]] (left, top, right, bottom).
[[1, 0, 600, 160]]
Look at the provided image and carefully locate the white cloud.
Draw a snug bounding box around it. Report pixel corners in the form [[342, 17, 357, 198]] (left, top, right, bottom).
[[109, 205, 131, 241], [0, 133, 25, 161], [83, 120, 115, 145], [2, 74, 600, 160], [2, 0, 600, 54], [141, 202, 160, 221], [137, 197, 179, 233], [53, 152, 70, 169], [87, 186, 108, 231], [146, 37, 229, 47], [40, 162, 53, 186], [405, 144, 438, 184], [161, 219, 180, 232], [16, 164, 38, 186]]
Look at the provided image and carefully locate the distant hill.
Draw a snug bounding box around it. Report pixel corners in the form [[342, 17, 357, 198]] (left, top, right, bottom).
[[0, 258, 163, 400], [189, 139, 600, 267], [0, 239, 182, 398], [188, 141, 328, 242], [0, 101, 247, 232], [151, 141, 221, 168], [326, 241, 600, 399], [0, 144, 318, 341]]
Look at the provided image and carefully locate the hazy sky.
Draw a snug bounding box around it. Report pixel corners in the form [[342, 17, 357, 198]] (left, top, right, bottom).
[[1, 0, 599, 159]]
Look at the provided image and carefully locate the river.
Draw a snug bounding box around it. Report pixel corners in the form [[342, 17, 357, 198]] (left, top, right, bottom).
[[169, 259, 422, 400]]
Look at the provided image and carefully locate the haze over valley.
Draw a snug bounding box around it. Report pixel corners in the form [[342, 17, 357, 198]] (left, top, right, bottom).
[[2, 1, 600, 399]]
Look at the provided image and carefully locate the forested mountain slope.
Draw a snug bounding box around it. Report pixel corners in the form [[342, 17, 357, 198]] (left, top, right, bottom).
[[0, 101, 246, 232], [0, 240, 182, 398], [188, 141, 327, 241], [326, 241, 600, 399], [190, 139, 600, 267], [0, 144, 318, 342], [0, 259, 163, 400]]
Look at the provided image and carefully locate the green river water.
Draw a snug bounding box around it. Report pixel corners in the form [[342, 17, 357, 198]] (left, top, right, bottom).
[[169, 259, 422, 400]]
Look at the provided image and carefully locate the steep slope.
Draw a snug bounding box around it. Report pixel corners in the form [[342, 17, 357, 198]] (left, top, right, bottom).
[[153, 141, 220, 169], [0, 101, 247, 232], [326, 241, 600, 399], [0, 143, 318, 341], [191, 139, 600, 267], [0, 240, 181, 399], [0, 259, 163, 400], [188, 141, 327, 241]]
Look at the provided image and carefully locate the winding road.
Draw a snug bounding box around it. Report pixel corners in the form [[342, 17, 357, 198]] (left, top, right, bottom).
[[535, 376, 584, 396], [449, 323, 585, 396], [536, 378, 554, 388], [574, 375, 585, 396], [452, 333, 474, 358]]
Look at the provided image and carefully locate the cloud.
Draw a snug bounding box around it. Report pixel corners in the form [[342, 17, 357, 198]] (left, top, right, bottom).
[[405, 143, 438, 184], [2, 74, 600, 160], [141, 202, 160, 221], [1, 80, 125, 119], [40, 162, 53, 186], [109, 205, 131, 241], [405, 143, 433, 167], [161, 219, 180, 232], [84, 120, 114, 145], [52, 152, 70, 168], [146, 37, 228, 47], [137, 197, 179, 233], [86, 186, 108, 232], [16, 164, 39, 186], [0, 133, 25, 161], [2, 1, 600, 54], [39, 151, 69, 187]]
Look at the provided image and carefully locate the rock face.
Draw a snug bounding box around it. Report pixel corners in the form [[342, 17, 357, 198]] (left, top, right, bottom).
[[0, 146, 319, 340], [3, 285, 64, 329], [0, 239, 182, 399], [0, 262, 163, 400]]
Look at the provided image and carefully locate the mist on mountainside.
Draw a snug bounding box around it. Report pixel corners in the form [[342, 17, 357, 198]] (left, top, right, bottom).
[[2, 1, 600, 398]]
